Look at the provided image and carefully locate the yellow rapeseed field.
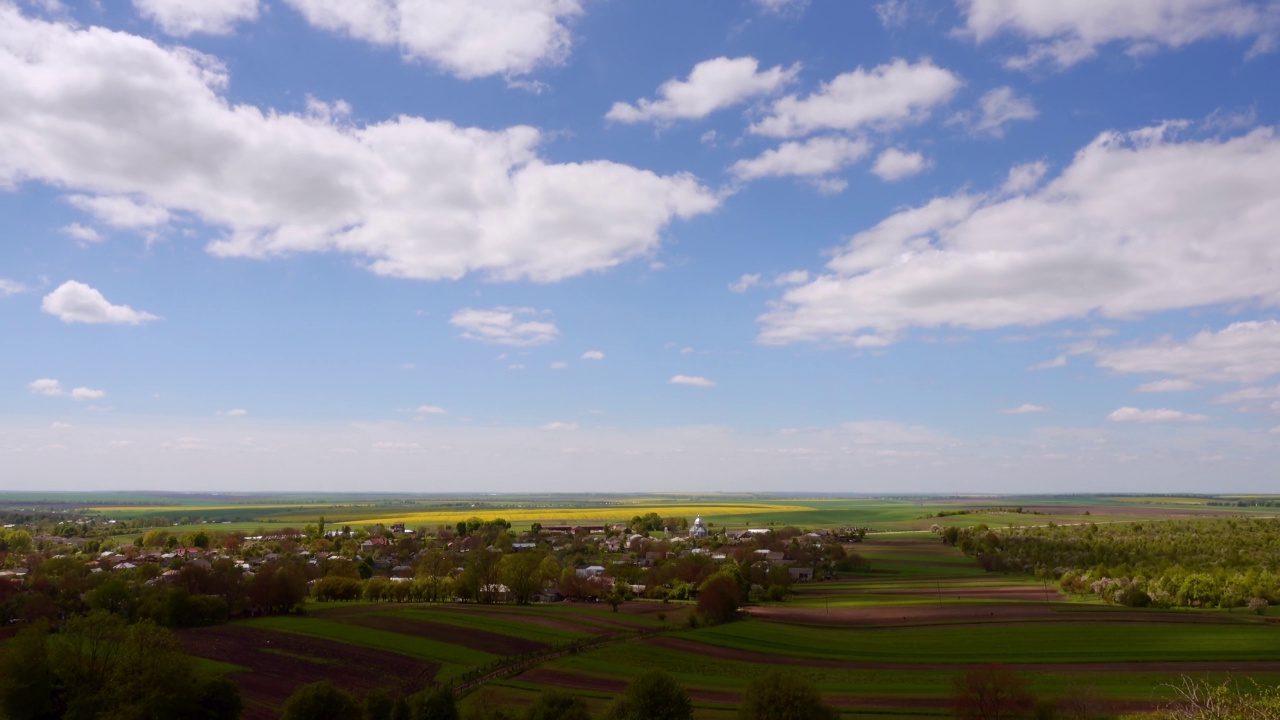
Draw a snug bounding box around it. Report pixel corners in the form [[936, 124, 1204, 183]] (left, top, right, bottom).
[[332, 503, 812, 526]]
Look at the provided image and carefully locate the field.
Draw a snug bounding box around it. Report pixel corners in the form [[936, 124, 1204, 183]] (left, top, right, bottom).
[[9, 493, 1280, 718], [7, 491, 1271, 539], [164, 530, 1280, 719]]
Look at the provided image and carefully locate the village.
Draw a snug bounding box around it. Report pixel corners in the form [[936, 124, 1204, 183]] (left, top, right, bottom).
[[0, 509, 871, 625]]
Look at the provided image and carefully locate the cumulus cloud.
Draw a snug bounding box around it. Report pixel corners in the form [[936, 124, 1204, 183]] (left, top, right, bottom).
[[730, 136, 870, 182], [549, 360, 568, 369], [957, 0, 1279, 70], [757, 124, 1280, 346], [1136, 379, 1201, 392], [580, 350, 605, 360], [61, 223, 102, 244], [669, 375, 715, 388], [29, 379, 65, 397], [730, 271, 810, 293], [750, 58, 962, 138], [1096, 321, 1280, 384], [133, 0, 259, 36], [870, 148, 930, 181], [1212, 385, 1280, 404], [999, 403, 1048, 414], [0, 279, 30, 296], [0, 9, 718, 284], [70, 387, 106, 401], [67, 195, 171, 229], [952, 86, 1038, 137], [281, 0, 586, 79], [1107, 407, 1211, 423], [450, 307, 559, 346], [41, 281, 159, 325], [1000, 161, 1049, 194], [607, 56, 799, 125]]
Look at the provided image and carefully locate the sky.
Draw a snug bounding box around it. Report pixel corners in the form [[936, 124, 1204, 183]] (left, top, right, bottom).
[[2, 0, 1280, 494]]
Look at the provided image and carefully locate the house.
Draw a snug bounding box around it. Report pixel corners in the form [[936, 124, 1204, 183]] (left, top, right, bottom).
[[511, 542, 537, 552], [788, 566, 815, 582], [575, 565, 606, 579]]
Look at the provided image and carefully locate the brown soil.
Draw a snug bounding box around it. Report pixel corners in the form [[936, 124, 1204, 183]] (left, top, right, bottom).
[[748, 602, 1255, 627], [517, 666, 1157, 713], [181, 624, 436, 720], [643, 636, 1280, 674], [334, 614, 548, 656]]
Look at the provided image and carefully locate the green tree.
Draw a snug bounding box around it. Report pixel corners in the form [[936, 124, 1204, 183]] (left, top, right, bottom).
[[605, 669, 692, 720], [524, 689, 591, 720], [738, 671, 838, 720], [280, 680, 361, 720], [408, 685, 459, 720], [0, 620, 54, 720]]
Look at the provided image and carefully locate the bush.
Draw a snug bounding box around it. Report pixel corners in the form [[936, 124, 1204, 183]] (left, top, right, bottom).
[[314, 576, 364, 602], [738, 670, 839, 720], [605, 669, 692, 720], [280, 680, 362, 720], [524, 689, 591, 720]]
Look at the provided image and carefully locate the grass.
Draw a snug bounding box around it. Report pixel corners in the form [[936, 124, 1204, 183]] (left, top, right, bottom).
[[238, 616, 498, 681]]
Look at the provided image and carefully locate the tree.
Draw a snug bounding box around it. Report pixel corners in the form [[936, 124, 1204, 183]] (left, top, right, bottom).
[[952, 664, 1035, 720], [408, 685, 459, 720], [0, 620, 53, 720], [500, 551, 545, 605], [525, 689, 591, 720], [696, 573, 742, 625], [738, 671, 839, 720], [280, 680, 361, 720], [605, 669, 692, 720]]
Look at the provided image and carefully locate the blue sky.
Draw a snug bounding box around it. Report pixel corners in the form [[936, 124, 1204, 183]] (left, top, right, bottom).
[[2, 0, 1279, 493]]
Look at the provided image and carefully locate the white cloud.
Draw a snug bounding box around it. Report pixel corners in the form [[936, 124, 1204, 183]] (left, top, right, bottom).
[[1107, 407, 1211, 423], [954, 86, 1038, 137], [69, 387, 106, 401], [281, 0, 585, 79], [1212, 385, 1280, 404], [580, 350, 605, 360], [754, 0, 808, 14], [958, 0, 1279, 70], [372, 441, 421, 452], [218, 408, 249, 416], [539, 421, 578, 430], [450, 307, 559, 346], [750, 58, 962, 138], [1028, 356, 1067, 371], [0, 279, 29, 295], [29, 379, 65, 396], [1000, 161, 1049, 194], [730, 271, 811, 293], [999, 403, 1048, 414], [41, 281, 159, 325], [730, 136, 870, 181], [608, 56, 799, 125], [669, 375, 715, 388], [415, 405, 447, 414], [133, 0, 259, 36], [61, 223, 101, 244], [870, 148, 930, 181], [162, 436, 210, 450], [758, 124, 1280, 346], [1136, 379, 1201, 393], [1096, 321, 1280, 384], [67, 195, 171, 230], [0, 9, 718, 284], [50, 422, 72, 430], [730, 274, 762, 293], [550, 360, 568, 369]]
